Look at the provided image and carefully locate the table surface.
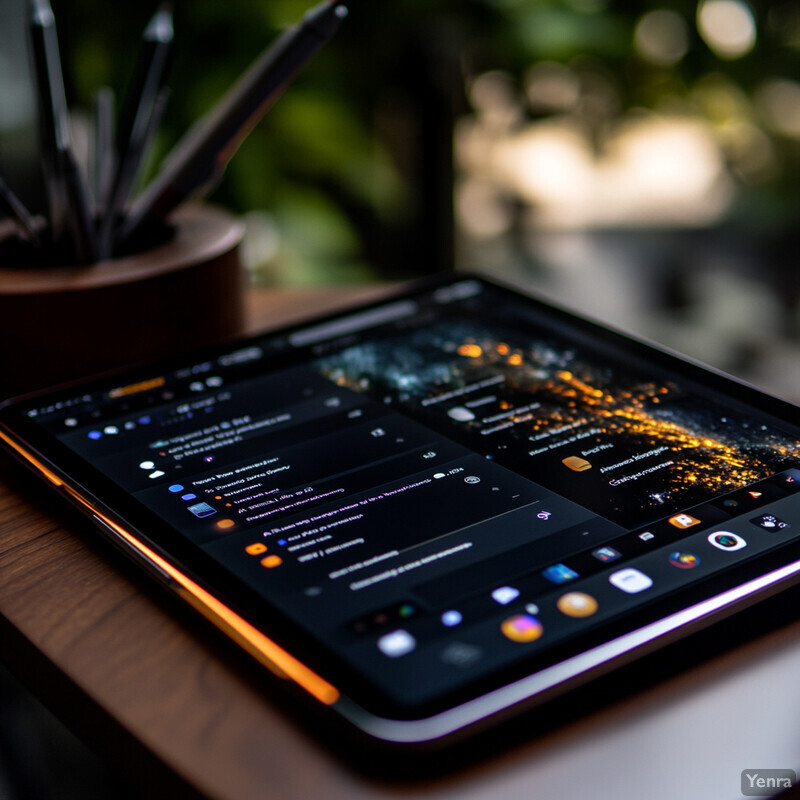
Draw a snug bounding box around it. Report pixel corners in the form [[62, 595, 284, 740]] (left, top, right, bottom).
[[2, 285, 800, 800]]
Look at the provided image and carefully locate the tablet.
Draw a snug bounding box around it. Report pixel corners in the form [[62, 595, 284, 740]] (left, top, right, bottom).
[[1, 273, 798, 748]]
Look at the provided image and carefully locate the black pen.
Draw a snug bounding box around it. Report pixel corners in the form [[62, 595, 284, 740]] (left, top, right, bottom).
[[116, 0, 347, 250], [0, 176, 42, 247], [29, 0, 97, 263], [100, 3, 173, 259]]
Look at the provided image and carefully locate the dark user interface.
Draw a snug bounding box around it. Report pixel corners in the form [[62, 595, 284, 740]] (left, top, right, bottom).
[[29, 280, 800, 711]]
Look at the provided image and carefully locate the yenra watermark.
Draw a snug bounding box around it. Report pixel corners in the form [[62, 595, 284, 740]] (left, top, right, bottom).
[[741, 769, 796, 796]]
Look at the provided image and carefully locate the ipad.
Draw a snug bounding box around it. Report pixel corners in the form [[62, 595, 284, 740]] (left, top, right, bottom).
[[1, 273, 798, 749]]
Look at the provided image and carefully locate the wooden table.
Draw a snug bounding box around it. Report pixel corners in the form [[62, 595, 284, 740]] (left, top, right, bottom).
[[3, 286, 800, 800]]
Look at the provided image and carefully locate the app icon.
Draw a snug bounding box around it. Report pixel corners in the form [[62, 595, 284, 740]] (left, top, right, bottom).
[[708, 531, 747, 551], [491, 586, 520, 605], [441, 610, 463, 627], [638, 531, 655, 542], [139, 460, 156, 470], [188, 502, 216, 518], [562, 456, 592, 472], [781, 470, 800, 489], [260, 555, 283, 568], [168, 484, 185, 493], [748, 491, 763, 499], [592, 546, 621, 563], [609, 567, 653, 594], [181, 493, 197, 501], [751, 514, 789, 532], [215, 519, 235, 531], [245, 543, 267, 555], [377, 629, 416, 658], [501, 614, 544, 643], [542, 563, 579, 584], [669, 513, 701, 529], [668, 551, 700, 569], [557, 592, 598, 618]]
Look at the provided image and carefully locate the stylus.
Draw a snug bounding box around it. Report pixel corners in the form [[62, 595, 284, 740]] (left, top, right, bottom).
[[115, 0, 348, 251], [29, 0, 98, 263], [98, 3, 174, 259], [91, 86, 116, 216]]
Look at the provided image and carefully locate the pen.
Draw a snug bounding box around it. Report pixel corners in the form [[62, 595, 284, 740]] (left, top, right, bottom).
[[28, 0, 97, 263], [99, 3, 173, 259], [116, 0, 348, 250], [91, 86, 115, 214], [0, 176, 42, 247], [28, 0, 68, 245]]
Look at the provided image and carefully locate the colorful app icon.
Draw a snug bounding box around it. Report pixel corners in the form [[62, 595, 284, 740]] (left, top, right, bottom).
[[542, 563, 579, 584], [377, 629, 416, 658], [781, 470, 800, 489], [562, 456, 592, 472], [751, 514, 789, 532], [669, 513, 701, 529], [609, 567, 653, 594], [491, 586, 520, 605], [168, 484, 185, 493], [501, 614, 544, 643], [260, 555, 283, 568], [557, 592, 598, 618], [187, 502, 216, 518], [245, 543, 267, 555], [708, 531, 747, 551], [668, 551, 700, 569], [638, 531, 655, 542], [592, 546, 621, 563]]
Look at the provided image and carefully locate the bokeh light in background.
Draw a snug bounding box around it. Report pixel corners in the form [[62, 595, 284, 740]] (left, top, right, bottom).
[[455, 0, 800, 244], [696, 0, 756, 59]]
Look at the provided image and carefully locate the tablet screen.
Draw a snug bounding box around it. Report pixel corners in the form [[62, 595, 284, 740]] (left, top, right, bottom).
[[7, 276, 800, 726]]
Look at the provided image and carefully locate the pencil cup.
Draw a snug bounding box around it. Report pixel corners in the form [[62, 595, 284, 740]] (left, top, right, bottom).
[[0, 204, 246, 398]]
